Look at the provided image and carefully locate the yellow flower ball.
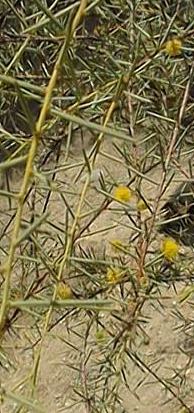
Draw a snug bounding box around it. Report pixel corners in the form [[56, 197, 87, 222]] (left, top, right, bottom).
[[95, 330, 107, 344], [164, 38, 182, 56], [161, 238, 179, 261], [137, 199, 147, 211], [114, 186, 132, 202], [110, 239, 123, 252], [140, 275, 149, 289], [106, 267, 122, 284], [56, 283, 72, 299]]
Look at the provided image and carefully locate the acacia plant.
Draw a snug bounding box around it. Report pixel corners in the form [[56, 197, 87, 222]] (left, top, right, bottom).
[[1, 1, 194, 412]]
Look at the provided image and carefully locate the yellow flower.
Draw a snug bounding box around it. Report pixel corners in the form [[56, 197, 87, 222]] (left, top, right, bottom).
[[110, 239, 123, 252], [114, 186, 132, 202], [95, 330, 107, 344], [137, 199, 147, 211], [164, 38, 182, 56], [161, 237, 179, 261], [56, 282, 72, 299], [140, 275, 149, 289], [106, 267, 122, 284]]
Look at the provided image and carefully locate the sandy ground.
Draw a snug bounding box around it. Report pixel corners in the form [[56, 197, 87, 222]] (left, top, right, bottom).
[[1, 134, 194, 413]]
